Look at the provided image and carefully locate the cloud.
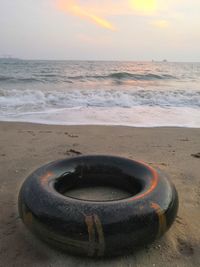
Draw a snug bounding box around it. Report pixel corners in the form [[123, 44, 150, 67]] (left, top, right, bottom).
[[151, 19, 169, 28], [57, 0, 159, 31], [56, 0, 198, 31], [57, 0, 116, 31]]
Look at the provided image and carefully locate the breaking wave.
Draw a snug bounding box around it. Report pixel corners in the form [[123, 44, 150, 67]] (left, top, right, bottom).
[[0, 88, 199, 115]]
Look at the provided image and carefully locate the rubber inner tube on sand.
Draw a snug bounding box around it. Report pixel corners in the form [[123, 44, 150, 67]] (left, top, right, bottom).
[[18, 155, 178, 258]]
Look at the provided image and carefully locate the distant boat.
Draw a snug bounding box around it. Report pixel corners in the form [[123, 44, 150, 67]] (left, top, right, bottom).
[[162, 59, 168, 63]]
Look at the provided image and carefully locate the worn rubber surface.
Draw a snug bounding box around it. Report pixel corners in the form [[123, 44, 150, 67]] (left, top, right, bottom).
[[18, 155, 178, 257]]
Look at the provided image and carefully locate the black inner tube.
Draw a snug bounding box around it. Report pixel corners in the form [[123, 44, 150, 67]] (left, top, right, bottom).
[[18, 155, 178, 258]]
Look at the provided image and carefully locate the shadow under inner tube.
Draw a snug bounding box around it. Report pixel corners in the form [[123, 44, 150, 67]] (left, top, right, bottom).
[[18, 155, 179, 257]]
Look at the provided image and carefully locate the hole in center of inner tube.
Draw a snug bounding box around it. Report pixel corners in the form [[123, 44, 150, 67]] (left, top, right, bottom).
[[64, 185, 132, 201], [54, 171, 143, 202]]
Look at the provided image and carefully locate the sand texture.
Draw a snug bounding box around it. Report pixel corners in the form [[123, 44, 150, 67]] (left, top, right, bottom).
[[0, 122, 200, 267]]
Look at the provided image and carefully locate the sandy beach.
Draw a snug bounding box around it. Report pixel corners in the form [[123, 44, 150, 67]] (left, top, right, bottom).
[[0, 122, 200, 267]]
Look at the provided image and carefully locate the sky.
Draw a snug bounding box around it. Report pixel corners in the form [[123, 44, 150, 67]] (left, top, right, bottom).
[[0, 0, 200, 61]]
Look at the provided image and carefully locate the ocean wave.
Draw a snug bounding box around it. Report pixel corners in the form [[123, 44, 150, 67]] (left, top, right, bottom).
[[0, 76, 10, 81], [68, 72, 177, 81], [0, 71, 177, 84], [106, 72, 176, 80], [0, 88, 199, 115], [0, 75, 42, 83]]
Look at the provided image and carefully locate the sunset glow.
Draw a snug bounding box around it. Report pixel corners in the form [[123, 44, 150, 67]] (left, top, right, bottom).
[[152, 20, 169, 28], [57, 0, 116, 31], [57, 0, 163, 31], [129, 0, 157, 14], [1, 0, 199, 61]]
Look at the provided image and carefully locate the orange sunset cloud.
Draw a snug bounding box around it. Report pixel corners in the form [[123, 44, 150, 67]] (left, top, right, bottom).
[[56, 0, 183, 30], [57, 0, 116, 31]]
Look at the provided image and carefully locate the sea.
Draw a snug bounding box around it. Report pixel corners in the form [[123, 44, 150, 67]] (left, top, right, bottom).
[[0, 59, 200, 127]]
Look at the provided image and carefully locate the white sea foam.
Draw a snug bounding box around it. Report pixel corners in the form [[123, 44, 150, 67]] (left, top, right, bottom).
[[0, 87, 199, 113], [1, 107, 200, 128]]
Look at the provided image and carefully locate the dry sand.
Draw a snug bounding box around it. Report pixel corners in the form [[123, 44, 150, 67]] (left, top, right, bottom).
[[0, 122, 200, 267]]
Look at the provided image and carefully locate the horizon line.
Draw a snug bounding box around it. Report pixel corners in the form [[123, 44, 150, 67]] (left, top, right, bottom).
[[0, 57, 200, 63]]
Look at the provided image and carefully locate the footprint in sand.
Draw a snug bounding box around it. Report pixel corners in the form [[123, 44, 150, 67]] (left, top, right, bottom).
[[65, 149, 82, 156], [39, 131, 52, 134], [65, 132, 79, 138], [177, 238, 194, 257], [191, 153, 200, 158]]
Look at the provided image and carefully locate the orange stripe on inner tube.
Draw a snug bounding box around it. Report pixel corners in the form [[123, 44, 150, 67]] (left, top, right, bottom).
[[40, 172, 54, 185], [85, 215, 96, 257], [129, 161, 158, 201], [151, 202, 167, 237], [93, 215, 105, 257]]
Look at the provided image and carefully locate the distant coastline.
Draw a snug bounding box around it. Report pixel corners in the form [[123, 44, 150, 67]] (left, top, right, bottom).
[[0, 57, 22, 62]]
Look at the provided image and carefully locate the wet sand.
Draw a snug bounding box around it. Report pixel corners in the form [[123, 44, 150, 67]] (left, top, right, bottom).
[[0, 122, 200, 267]]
